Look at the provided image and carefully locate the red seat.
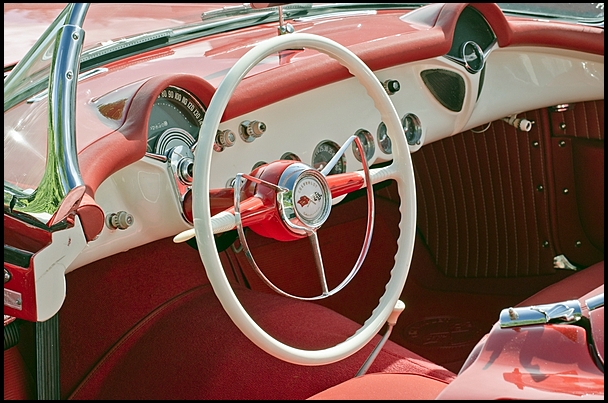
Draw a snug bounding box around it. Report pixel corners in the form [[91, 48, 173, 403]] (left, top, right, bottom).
[[307, 373, 449, 400], [517, 260, 604, 307], [307, 261, 605, 400]]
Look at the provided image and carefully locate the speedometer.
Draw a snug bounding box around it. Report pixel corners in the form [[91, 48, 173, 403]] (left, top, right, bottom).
[[312, 140, 346, 175], [147, 86, 205, 154]]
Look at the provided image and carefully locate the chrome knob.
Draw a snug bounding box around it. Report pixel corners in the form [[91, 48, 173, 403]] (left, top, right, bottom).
[[178, 157, 194, 185], [106, 211, 134, 230], [239, 120, 266, 142], [216, 129, 236, 147], [382, 79, 400, 95]]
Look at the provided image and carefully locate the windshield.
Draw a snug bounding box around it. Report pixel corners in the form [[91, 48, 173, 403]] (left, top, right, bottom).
[[5, 3, 604, 67], [497, 3, 604, 24], [4, 4, 73, 112]]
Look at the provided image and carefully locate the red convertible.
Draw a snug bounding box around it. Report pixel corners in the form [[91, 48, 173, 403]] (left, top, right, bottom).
[[4, 3, 604, 400]]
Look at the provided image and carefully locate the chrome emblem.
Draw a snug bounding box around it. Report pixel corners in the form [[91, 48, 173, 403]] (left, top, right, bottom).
[[293, 173, 330, 226]]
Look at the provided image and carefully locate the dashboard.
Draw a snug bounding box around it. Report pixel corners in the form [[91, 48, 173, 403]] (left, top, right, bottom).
[[144, 74, 428, 195], [65, 4, 603, 271]]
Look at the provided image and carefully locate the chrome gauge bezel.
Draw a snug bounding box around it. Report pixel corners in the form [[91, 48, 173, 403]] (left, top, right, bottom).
[[461, 41, 485, 74], [281, 152, 301, 162], [401, 113, 422, 146], [312, 140, 346, 175], [351, 128, 375, 163], [377, 121, 392, 154], [252, 160, 267, 170]]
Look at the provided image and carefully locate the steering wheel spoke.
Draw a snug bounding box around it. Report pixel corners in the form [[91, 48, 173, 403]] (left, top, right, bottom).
[[308, 231, 330, 296]]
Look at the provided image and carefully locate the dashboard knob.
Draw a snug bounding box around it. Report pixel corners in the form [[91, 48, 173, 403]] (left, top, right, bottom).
[[217, 129, 236, 147], [178, 157, 194, 184], [214, 129, 236, 152], [382, 79, 400, 95], [106, 211, 134, 230], [239, 120, 266, 142]]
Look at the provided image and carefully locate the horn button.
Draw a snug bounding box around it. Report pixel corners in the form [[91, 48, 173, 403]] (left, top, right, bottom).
[[279, 164, 331, 234], [247, 162, 332, 240]]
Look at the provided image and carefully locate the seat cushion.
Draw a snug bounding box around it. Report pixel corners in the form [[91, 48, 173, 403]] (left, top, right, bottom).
[[517, 260, 604, 306], [307, 373, 449, 400]]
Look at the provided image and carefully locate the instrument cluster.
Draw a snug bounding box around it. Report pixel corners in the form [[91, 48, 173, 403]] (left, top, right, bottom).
[[145, 82, 424, 201], [146, 86, 205, 156]]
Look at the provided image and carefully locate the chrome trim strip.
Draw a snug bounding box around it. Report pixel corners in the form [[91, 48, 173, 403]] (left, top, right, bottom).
[[585, 293, 604, 311], [4, 288, 23, 311], [499, 299, 582, 328]]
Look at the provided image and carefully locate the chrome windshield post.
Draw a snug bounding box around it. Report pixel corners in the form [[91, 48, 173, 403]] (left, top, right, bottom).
[[11, 4, 90, 223]]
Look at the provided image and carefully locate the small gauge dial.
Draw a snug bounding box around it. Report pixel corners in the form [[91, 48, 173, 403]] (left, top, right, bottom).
[[352, 129, 375, 163], [377, 122, 392, 154], [402, 113, 422, 145], [252, 161, 267, 170], [281, 152, 301, 161], [312, 140, 346, 175]]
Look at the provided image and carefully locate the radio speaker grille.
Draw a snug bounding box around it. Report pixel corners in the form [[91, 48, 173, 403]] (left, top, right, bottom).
[[421, 69, 465, 112]]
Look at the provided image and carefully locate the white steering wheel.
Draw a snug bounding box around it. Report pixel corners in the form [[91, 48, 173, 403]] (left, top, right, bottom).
[[192, 33, 416, 366]]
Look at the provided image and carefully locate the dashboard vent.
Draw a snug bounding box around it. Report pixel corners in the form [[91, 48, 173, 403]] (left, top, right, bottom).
[[421, 69, 465, 112]]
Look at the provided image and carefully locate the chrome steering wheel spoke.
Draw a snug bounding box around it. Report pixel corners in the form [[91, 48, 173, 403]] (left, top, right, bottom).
[[308, 230, 330, 296], [230, 134, 375, 301]]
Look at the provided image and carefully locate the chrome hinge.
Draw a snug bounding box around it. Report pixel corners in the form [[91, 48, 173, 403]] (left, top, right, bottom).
[[553, 254, 579, 271], [549, 103, 575, 113]]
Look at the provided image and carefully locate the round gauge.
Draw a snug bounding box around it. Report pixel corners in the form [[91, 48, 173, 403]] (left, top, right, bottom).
[[401, 113, 422, 146], [252, 161, 267, 170], [377, 122, 392, 154], [312, 140, 346, 175], [147, 86, 205, 154], [352, 129, 375, 163], [281, 152, 301, 162]]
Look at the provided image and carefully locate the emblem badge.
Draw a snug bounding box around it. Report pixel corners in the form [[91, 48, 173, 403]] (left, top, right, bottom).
[[297, 195, 310, 207]]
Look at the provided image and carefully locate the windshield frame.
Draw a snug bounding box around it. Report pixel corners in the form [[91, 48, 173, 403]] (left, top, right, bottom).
[[4, 3, 88, 224]]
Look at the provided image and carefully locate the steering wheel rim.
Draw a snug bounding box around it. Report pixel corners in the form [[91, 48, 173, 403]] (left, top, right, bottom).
[[192, 32, 416, 366]]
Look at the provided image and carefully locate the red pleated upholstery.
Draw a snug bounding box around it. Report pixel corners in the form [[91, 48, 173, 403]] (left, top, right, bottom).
[[547, 100, 604, 266], [548, 100, 604, 140], [412, 110, 556, 278]]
